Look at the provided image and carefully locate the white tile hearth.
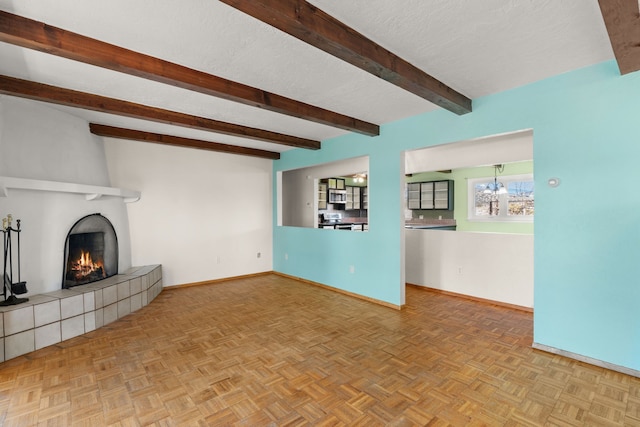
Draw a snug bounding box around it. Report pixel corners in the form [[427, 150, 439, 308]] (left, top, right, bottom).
[[61, 315, 85, 341], [130, 293, 142, 312], [5, 330, 34, 360], [94, 289, 103, 309], [117, 280, 130, 300], [4, 306, 34, 335], [34, 300, 61, 327], [84, 312, 96, 333], [130, 277, 142, 294], [103, 303, 118, 326], [35, 322, 61, 350], [117, 298, 131, 318], [103, 285, 118, 306], [95, 308, 104, 329], [0, 265, 162, 363], [61, 294, 84, 319], [83, 292, 95, 312]]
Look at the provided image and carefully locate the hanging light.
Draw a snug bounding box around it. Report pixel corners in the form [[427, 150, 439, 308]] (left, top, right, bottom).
[[353, 172, 367, 183], [484, 164, 507, 194]]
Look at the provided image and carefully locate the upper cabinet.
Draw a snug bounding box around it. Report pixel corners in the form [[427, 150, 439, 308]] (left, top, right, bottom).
[[318, 181, 328, 210], [345, 186, 361, 210], [328, 178, 345, 190], [408, 180, 454, 210]]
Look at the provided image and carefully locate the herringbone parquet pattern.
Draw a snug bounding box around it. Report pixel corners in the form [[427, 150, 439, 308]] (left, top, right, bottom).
[[0, 274, 638, 426]]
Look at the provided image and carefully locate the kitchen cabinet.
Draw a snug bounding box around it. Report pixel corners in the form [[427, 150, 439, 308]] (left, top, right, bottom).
[[345, 186, 361, 209], [318, 181, 327, 210], [363, 187, 368, 210], [407, 180, 453, 210], [407, 183, 421, 209], [328, 178, 345, 190], [434, 180, 453, 210]]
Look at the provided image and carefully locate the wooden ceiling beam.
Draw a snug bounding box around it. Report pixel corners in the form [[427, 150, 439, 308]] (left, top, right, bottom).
[[0, 10, 378, 136], [220, 0, 472, 115], [0, 75, 320, 150], [90, 124, 280, 159], [598, 0, 640, 75]]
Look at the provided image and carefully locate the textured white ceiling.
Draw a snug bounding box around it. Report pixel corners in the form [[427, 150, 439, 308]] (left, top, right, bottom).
[[0, 0, 615, 153]]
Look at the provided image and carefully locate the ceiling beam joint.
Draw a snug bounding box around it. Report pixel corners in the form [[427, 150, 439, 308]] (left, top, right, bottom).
[[0, 75, 320, 150], [598, 0, 640, 75], [220, 0, 472, 115], [0, 10, 379, 136]]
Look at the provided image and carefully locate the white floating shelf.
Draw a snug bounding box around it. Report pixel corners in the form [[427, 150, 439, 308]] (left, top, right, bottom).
[[0, 176, 141, 203]]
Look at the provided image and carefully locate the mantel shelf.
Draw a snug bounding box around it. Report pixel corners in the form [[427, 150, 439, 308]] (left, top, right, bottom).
[[0, 176, 140, 203]]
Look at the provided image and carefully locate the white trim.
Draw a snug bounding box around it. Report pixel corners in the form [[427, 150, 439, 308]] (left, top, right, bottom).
[[0, 176, 140, 203], [533, 342, 640, 378]]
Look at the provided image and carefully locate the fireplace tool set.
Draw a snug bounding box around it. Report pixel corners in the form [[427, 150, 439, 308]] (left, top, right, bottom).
[[2, 214, 29, 306]]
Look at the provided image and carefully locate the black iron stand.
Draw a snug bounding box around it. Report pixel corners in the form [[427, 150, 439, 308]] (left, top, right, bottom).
[[1, 215, 28, 306]]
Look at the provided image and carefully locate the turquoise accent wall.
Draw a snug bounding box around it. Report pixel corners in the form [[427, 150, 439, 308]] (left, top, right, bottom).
[[408, 161, 534, 234], [274, 61, 640, 371]]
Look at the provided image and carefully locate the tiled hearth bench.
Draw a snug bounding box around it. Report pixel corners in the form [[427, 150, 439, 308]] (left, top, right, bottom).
[[0, 265, 162, 362]]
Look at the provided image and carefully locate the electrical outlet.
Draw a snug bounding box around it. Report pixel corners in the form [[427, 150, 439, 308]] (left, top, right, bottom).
[[457, 266, 463, 275], [285, 253, 288, 260], [349, 265, 355, 274], [217, 256, 221, 264]]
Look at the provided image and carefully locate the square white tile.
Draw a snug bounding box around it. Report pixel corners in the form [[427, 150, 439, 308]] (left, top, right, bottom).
[[84, 312, 96, 333], [83, 292, 95, 312], [61, 295, 84, 319], [130, 277, 142, 295], [35, 322, 61, 350], [61, 315, 84, 341], [103, 285, 117, 306], [34, 300, 61, 327], [117, 298, 131, 318], [94, 289, 103, 309], [117, 281, 130, 300], [4, 306, 34, 335], [5, 330, 35, 360], [95, 308, 104, 329], [130, 293, 142, 313], [103, 304, 117, 325]]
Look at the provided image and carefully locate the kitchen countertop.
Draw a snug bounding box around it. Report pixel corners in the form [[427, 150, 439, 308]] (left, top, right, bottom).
[[319, 222, 368, 229], [404, 224, 456, 230], [404, 219, 456, 230]]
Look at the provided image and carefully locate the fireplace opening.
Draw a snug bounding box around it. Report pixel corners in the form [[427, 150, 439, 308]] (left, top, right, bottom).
[[66, 232, 106, 285], [63, 214, 118, 288]]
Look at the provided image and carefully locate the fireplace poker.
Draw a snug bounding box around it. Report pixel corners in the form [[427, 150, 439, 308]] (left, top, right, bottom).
[[0, 215, 28, 306], [16, 219, 21, 285], [2, 221, 7, 299]]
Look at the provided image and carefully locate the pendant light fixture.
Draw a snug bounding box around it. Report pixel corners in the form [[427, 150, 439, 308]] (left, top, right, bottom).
[[483, 164, 508, 195]]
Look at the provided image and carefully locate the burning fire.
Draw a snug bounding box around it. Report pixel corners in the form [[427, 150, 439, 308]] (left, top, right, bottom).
[[70, 249, 106, 279]]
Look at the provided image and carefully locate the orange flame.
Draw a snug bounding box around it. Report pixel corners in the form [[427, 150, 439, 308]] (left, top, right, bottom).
[[71, 249, 106, 278]]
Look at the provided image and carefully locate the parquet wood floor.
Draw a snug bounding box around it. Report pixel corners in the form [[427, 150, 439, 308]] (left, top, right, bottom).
[[1, 274, 639, 426]]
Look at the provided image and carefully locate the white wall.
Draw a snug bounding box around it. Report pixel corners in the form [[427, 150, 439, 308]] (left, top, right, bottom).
[[104, 138, 273, 287], [0, 96, 132, 295], [405, 129, 533, 174], [405, 230, 533, 308]]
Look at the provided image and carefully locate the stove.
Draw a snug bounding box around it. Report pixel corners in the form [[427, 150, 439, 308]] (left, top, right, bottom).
[[320, 213, 353, 230]]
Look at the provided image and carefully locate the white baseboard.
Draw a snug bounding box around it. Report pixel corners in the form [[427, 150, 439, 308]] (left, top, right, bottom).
[[532, 342, 640, 378]]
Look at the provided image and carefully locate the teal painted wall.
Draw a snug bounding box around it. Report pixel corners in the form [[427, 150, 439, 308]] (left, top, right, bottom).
[[408, 161, 534, 234], [274, 61, 640, 371]]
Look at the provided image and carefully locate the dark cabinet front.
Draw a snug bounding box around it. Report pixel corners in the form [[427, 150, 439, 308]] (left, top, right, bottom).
[[407, 180, 453, 210]]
